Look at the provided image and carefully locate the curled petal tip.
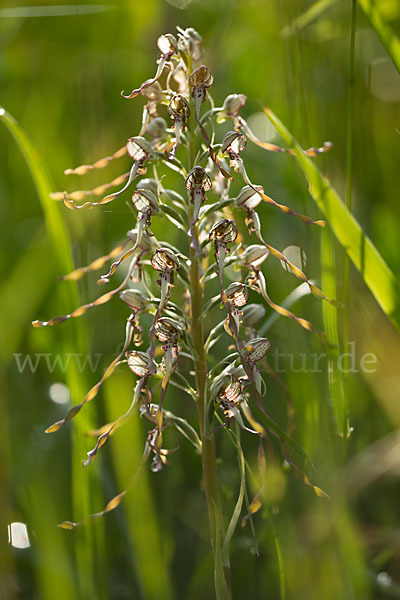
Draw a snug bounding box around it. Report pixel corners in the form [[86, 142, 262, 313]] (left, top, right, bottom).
[[121, 89, 138, 99], [58, 521, 77, 530], [83, 453, 95, 467], [32, 320, 44, 327], [45, 421, 63, 433]]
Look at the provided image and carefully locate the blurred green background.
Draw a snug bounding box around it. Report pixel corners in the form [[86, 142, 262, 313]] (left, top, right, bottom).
[[1, 0, 400, 598]]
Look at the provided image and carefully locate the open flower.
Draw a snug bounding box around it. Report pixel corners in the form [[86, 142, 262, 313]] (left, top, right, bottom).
[[186, 166, 212, 224], [168, 94, 190, 158]]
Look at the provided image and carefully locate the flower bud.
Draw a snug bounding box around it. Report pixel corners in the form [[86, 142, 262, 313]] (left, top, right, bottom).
[[221, 131, 247, 156], [226, 282, 249, 307], [242, 338, 271, 363], [234, 185, 263, 210], [168, 95, 190, 121], [185, 166, 212, 192], [239, 244, 268, 268], [141, 81, 165, 102], [222, 94, 247, 117], [131, 189, 160, 214], [178, 27, 203, 61], [126, 229, 155, 252], [157, 33, 178, 56], [145, 117, 167, 140], [241, 304, 266, 327], [151, 248, 180, 272], [155, 317, 184, 342], [126, 137, 152, 161], [119, 289, 149, 312], [136, 178, 158, 195], [209, 219, 238, 245], [126, 350, 155, 377]]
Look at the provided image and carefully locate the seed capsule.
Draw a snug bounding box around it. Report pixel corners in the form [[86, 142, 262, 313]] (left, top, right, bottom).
[[221, 131, 247, 156], [126, 351, 155, 377], [131, 189, 160, 214], [157, 33, 178, 56], [242, 338, 271, 363], [155, 317, 184, 342], [119, 289, 149, 312], [126, 137, 152, 161], [241, 304, 266, 327], [168, 95, 190, 121], [209, 219, 238, 245], [151, 248, 180, 272], [226, 282, 249, 307], [234, 185, 263, 210], [189, 65, 213, 90], [185, 166, 212, 192]]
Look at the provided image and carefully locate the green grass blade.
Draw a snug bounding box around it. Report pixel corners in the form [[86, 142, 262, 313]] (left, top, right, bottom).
[[259, 282, 311, 335], [321, 228, 348, 438], [281, 0, 400, 74], [1, 107, 105, 598], [268, 511, 286, 600], [0, 227, 55, 360], [264, 107, 400, 331], [358, 0, 400, 73], [0, 108, 74, 275], [221, 429, 245, 568], [210, 499, 232, 600], [104, 373, 174, 600], [281, 0, 336, 37]]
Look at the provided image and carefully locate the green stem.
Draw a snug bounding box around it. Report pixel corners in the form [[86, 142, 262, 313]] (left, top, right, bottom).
[[342, 0, 357, 460], [189, 235, 231, 598], [187, 98, 232, 598], [346, 0, 357, 210]]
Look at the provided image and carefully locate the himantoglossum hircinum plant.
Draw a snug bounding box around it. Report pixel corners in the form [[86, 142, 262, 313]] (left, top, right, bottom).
[[33, 27, 339, 597]]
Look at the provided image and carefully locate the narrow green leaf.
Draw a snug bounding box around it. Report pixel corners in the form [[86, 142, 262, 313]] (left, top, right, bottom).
[[264, 107, 400, 331], [281, 0, 400, 75], [281, 0, 336, 37], [358, 0, 400, 73], [1, 107, 105, 597], [0, 228, 55, 359], [221, 429, 245, 567], [259, 282, 312, 335], [210, 498, 232, 600], [104, 374, 174, 600], [321, 228, 348, 438], [0, 108, 75, 276]]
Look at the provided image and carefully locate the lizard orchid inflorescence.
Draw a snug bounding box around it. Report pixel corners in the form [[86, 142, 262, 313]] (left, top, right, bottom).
[[34, 27, 336, 594]]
